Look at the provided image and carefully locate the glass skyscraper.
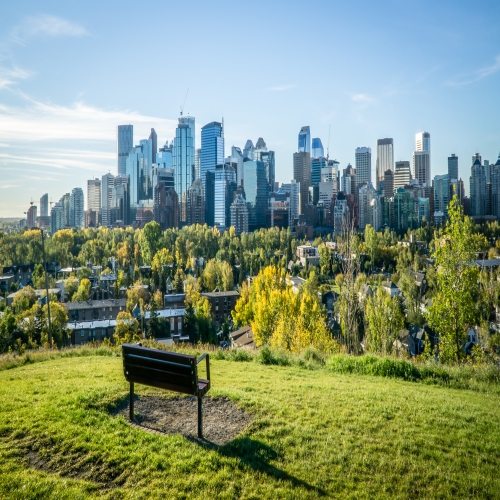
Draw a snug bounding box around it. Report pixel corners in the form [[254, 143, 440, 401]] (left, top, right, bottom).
[[214, 164, 237, 230], [117, 125, 133, 175], [298, 126, 311, 153], [376, 138, 394, 187], [173, 117, 195, 218], [126, 133, 155, 207], [201, 121, 224, 195], [355, 147, 372, 187], [448, 154, 458, 181], [311, 138, 324, 158], [243, 159, 269, 231]]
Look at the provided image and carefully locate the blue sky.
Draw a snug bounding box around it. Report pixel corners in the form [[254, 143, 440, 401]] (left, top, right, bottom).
[[0, 0, 499, 217]]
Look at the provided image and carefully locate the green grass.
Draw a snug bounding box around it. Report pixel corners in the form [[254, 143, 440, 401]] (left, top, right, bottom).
[[0, 354, 499, 498]]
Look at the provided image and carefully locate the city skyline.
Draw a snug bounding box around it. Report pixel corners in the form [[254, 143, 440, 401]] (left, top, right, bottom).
[[1, 1, 500, 216]]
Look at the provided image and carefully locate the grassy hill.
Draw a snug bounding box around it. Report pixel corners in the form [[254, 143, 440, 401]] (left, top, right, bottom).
[[0, 352, 499, 499]]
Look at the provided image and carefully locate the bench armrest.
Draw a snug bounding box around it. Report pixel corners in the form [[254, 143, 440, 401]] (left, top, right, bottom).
[[197, 353, 210, 382]]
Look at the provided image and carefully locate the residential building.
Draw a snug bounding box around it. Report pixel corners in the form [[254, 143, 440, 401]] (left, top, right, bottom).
[[172, 117, 195, 216], [243, 159, 269, 231], [293, 152, 311, 215], [341, 164, 356, 199], [40, 193, 49, 217], [296, 245, 320, 266], [470, 154, 487, 217], [394, 161, 411, 191], [185, 178, 205, 226], [433, 174, 449, 220], [101, 173, 114, 227], [355, 147, 371, 187], [201, 290, 240, 328], [51, 193, 70, 233], [87, 179, 101, 213], [200, 121, 224, 196], [205, 171, 215, 226], [117, 125, 133, 176], [230, 193, 249, 234], [69, 188, 85, 228], [214, 164, 237, 230], [318, 165, 337, 204], [490, 154, 500, 219], [154, 183, 178, 230], [415, 131, 430, 153], [110, 175, 130, 224], [152, 166, 174, 194], [195, 147, 201, 181], [376, 138, 394, 188], [65, 298, 127, 322], [333, 192, 349, 237]]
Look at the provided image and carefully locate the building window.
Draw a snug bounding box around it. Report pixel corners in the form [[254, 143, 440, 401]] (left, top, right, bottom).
[[81, 331, 84, 337], [178, 318, 182, 334]]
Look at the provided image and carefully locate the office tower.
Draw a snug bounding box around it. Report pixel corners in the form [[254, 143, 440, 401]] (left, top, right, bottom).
[[298, 126, 311, 153], [358, 183, 380, 231], [101, 173, 115, 226], [126, 132, 156, 207], [433, 174, 449, 220], [341, 164, 356, 198], [394, 161, 411, 191], [185, 178, 205, 226], [40, 194, 48, 217], [311, 155, 328, 186], [281, 180, 300, 221], [85, 210, 97, 228], [205, 171, 215, 226], [355, 147, 371, 187], [311, 138, 324, 158], [293, 152, 311, 214], [201, 121, 224, 195], [230, 194, 249, 234], [393, 188, 418, 232], [448, 154, 458, 182], [195, 148, 202, 181], [173, 117, 195, 212], [117, 125, 133, 175], [226, 146, 244, 186], [87, 179, 101, 212], [266, 188, 291, 229], [417, 198, 430, 225], [243, 159, 269, 231], [157, 142, 173, 169], [415, 131, 430, 153], [51, 193, 70, 233], [470, 155, 487, 217], [110, 175, 130, 224], [255, 141, 275, 192], [333, 192, 349, 237], [243, 140, 254, 160], [490, 154, 500, 218], [153, 166, 174, 194], [69, 188, 85, 229], [27, 205, 37, 228], [154, 183, 178, 230], [376, 138, 394, 187], [214, 164, 237, 230], [383, 169, 394, 198], [319, 165, 338, 205], [413, 151, 431, 187]]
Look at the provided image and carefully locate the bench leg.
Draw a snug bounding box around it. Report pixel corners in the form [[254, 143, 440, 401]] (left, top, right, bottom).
[[198, 396, 203, 439], [130, 382, 134, 421]]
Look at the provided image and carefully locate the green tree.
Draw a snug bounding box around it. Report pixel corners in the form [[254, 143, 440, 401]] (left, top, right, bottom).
[[64, 276, 79, 302], [140, 221, 162, 264], [114, 312, 141, 344], [427, 196, 485, 363], [147, 295, 160, 339], [72, 278, 91, 302], [12, 286, 37, 314], [173, 268, 185, 294]]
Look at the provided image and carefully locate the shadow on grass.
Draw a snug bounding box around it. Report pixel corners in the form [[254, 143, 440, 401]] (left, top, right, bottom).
[[194, 436, 327, 496]]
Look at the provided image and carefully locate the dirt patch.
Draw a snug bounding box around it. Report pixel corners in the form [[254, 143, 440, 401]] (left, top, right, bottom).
[[114, 395, 252, 446]]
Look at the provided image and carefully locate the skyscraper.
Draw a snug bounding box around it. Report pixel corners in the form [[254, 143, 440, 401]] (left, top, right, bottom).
[[69, 188, 85, 229], [51, 193, 70, 233], [293, 152, 311, 215], [201, 121, 224, 196], [310, 156, 328, 186], [157, 142, 173, 170], [433, 174, 449, 219], [243, 159, 269, 231], [40, 194, 48, 217], [87, 179, 101, 212], [413, 151, 431, 187], [254, 138, 275, 191], [117, 125, 133, 175], [230, 194, 249, 235], [394, 161, 411, 191], [243, 140, 254, 160], [101, 173, 115, 227], [470, 154, 486, 217], [298, 126, 311, 153], [126, 132, 156, 207], [195, 148, 202, 181], [341, 165, 356, 198], [214, 164, 237, 230], [311, 138, 324, 158], [448, 154, 459, 181], [27, 205, 37, 229], [415, 131, 430, 153], [355, 147, 371, 187], [173, 117, 195, 213], [226, 146, 244, 186], [154, 183, 178, 230], [383, 169, 394, 198], [185, 178, 205, 226], [376, 138, 394, 187]]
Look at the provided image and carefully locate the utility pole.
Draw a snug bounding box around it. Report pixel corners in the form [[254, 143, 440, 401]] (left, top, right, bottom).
[[39, 228, 53, 348]]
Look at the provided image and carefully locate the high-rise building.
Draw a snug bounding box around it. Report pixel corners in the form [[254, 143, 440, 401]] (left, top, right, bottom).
[[311, 156, 328, 186], [413, 151, 431, 187], [470, 155, 487, 217], [226, 146, 244, 186], [214, 164, 237, 231], [87, 179, 101, 212], [205, 171, 215, 227], [489, 154, 500, 219], [415, 131, 430, 153], [243, 140, 254, 160], [110, 175, 130, 224], [358, 183, 380, 231], [40, 194, 48, 217], [70, 188, 85, 229], [355, 147, 371, 187], [153, 166, 174, 194], [173, 117, 195, 213], [101, 173, 115, 227], [195, 148, 201, 181], [333, 192, 349, 237], [384, 169, 394, 198], [51, 193, 70, 233], [117, 125, 133, 176], [318, 164, 337, 205], [376, 138, 394, 187], [201, 121, 224, 195], [311, 138, 324, 158], [243, 159, 269, 231], [230, 194, 249, 235], [27, 205, 37, 228], [154, 183, 178, 230], [126, 131, 156, 207], [267, 189, 290, 229], [156, 142, 173, 170], [259, 150, 275, 192], [293, 152, 311, 215], [281, 181, 300, 222], [185, 178, 205, 226], [341, 165, 356, 198], [433, 174, 449, 221], [448, 154, 459, 182], [394, 161, 411, 191], [298, 126, 311, 153]]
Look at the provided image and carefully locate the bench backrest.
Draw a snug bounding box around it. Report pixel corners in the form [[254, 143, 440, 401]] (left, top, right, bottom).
[[122, 344, 199, 396]]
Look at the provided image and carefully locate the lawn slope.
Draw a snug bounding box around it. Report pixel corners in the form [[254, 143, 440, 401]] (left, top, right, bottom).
[[0, 355, 499, 499]]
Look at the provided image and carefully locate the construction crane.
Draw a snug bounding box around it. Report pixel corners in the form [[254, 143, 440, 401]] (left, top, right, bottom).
[[180, 88, 189, 116], [326, 125, 331, 160]]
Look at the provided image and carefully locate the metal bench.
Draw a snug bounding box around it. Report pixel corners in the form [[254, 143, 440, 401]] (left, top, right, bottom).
[[122, 344, 211, 438]]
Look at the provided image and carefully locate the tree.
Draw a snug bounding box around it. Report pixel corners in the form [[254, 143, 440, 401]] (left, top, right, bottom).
[[126, 282, 150, 313], [72, 278, 91, 302], [64, 276, 79, 302], [114, 312, 141, 344], [173, 268, 185, 294], [365, 288, 405, 354], [151, 248, 174, 293], [147, 295, 161, 339], [0, 307, 17, 353], [140, 221, 162, 264], [43, 302, 69, 347], [427, 196, 486, 363], [364, 225, 380, 270], [12, 286, 37, 314]]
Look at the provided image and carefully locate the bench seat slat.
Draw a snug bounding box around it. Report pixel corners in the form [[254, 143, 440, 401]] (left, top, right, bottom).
[[125, 364, 195, 387], [125, 354, 194, 373], [123, 345, 195, 364]]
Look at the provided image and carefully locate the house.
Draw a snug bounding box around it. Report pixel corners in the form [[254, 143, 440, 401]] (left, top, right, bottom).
[[463, 327, 479, 355], [381, 280, 400, 298], [64, 298, 126, 322], [230, 325, 255, 349], [68, 319, 116, 345], [358, 284, 373, 301], [144, 308, 186, 337], [2, 265, 34, 287], [287, 276, 306, 293], [296, 245, 320, 267], [99, 273, 117, 290], [0, 275, 15, 293], [394, 326, 425, 356], [163, 292, 186, 309], [6, 288, 61, 307], [201, 290, 240, 328], [412, 272, 427, 295]]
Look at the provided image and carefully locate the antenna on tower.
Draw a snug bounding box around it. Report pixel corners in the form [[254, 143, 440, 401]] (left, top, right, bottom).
[[180, 88, 189, 116], [327, 125, 331, 159]]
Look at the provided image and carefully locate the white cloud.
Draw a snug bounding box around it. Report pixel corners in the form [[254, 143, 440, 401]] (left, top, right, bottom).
[[351, 93, 375, 104], [266, 84, 297, 92], [446, 55, 500, 86], [10, 15, 88, 45], [0, 184, 18, 189], [0, 65, 34, 89]]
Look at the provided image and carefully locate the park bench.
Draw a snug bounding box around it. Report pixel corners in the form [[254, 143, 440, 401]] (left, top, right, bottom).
[[122, 344, 211, 438]]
